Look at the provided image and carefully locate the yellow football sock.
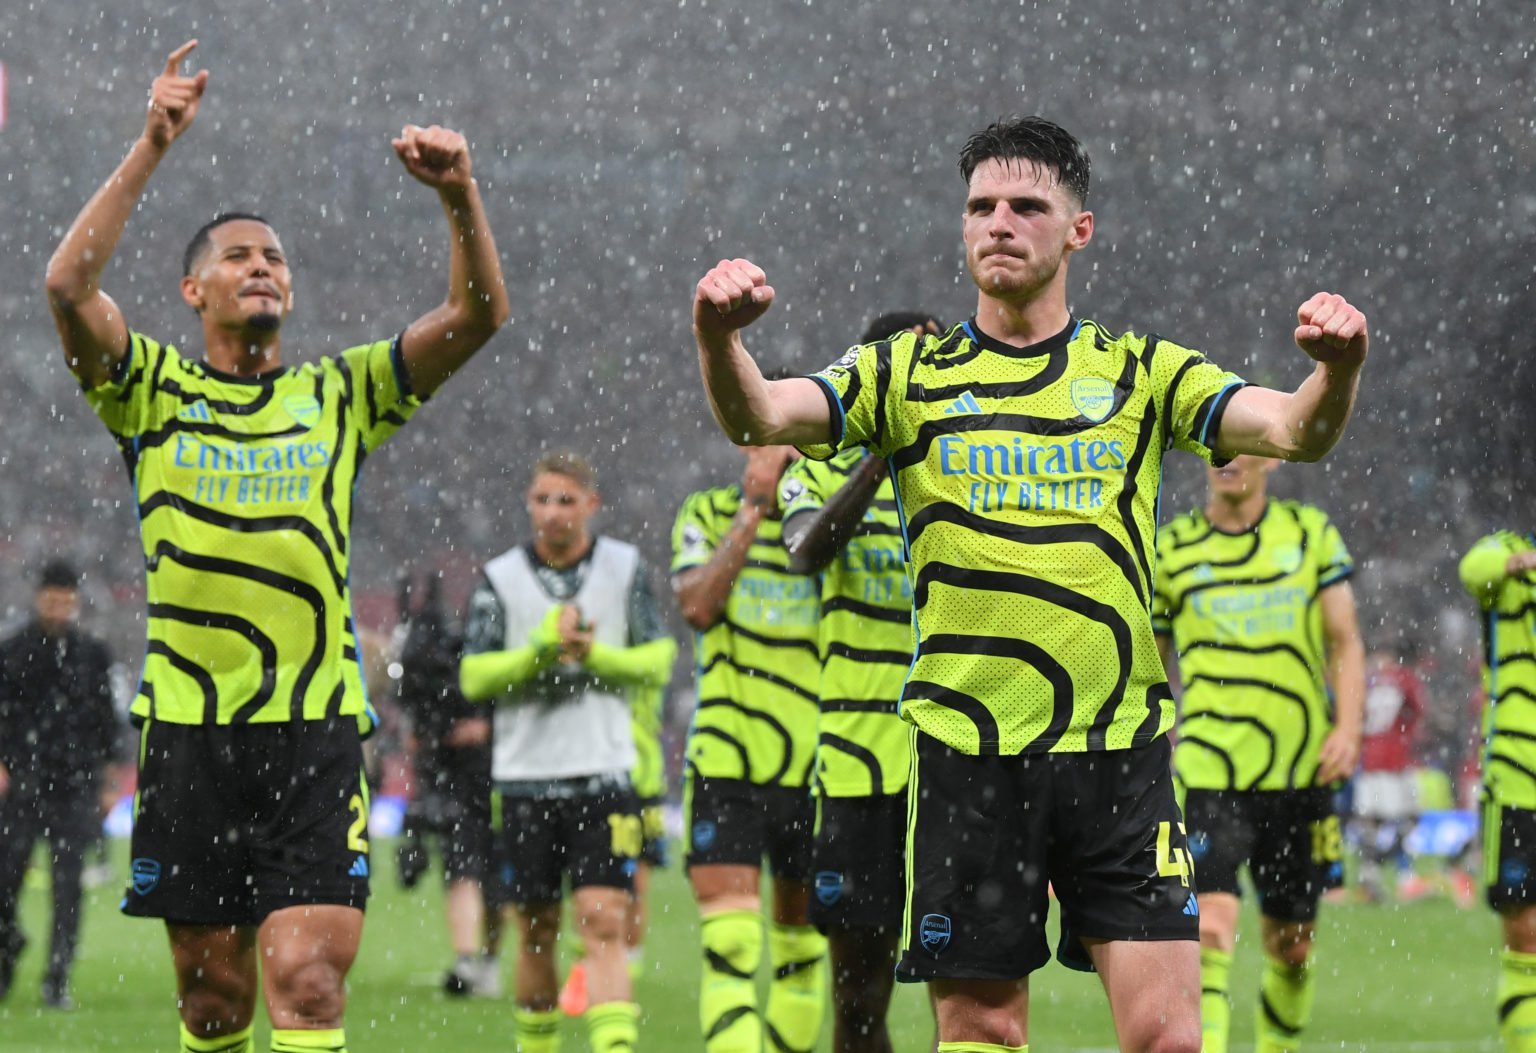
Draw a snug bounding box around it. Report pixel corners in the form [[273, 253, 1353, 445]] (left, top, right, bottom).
[[269, 1029, 346, 1052], [586, 1000, 640, 1053], [765, 923, 827, 1053], [1200, 946, 1233, 1053], [700, 910, 763, 1053], [1500, 949, 1536, 1052], [179, 1023, 254, 1053], [1255, 957, 1313, 1053], [513, 1006, 562, 1053]]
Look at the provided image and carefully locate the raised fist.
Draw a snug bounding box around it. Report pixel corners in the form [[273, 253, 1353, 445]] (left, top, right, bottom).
[[392, 124, 473, 191]]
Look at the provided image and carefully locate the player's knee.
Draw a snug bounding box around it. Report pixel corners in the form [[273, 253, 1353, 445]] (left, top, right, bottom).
[[518, 905, 561, 955], [1140, 1023, 1203, 1053], [178, 988, 254, 1036], [577, 902, 626, 946], [1272, 938, 1312, 968], [267, 958, 347, 1026]]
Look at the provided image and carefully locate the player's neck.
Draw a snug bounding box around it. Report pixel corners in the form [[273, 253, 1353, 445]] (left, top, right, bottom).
[[1206, 490, 1268, 532], [972, 286, 1071, 348], [534, 533, 593, 570], [202, 325, 283, 377]]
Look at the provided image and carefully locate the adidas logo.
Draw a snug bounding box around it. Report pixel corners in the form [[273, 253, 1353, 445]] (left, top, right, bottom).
[[349, 855, 370, 878], [1182, 895, 1200, 917], [177, 400, 212, 423], [942, 391, 983, 415]]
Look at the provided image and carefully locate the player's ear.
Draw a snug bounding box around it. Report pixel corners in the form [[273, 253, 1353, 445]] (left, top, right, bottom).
[[179, 274, 204, 313], [1068, 209, 1094, 251]]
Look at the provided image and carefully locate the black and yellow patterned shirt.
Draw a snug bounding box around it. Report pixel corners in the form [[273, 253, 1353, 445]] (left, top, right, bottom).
[[1153, 499, 1354, 791], [671, 485, 821, 787], [84, 331, 419, 725], [781, 449, 913, 797], [1462, 531, 1536, 809], [801, 317, 1245, 756]]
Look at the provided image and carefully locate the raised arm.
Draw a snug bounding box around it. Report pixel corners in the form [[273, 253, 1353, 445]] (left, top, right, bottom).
[[395, 125, 511, 398], [1214, 292, 1368, 463], [1461, 535, 1536, 605], [45, 40, 208, 387], [673, 448, 793, 630], [784, 455, 887, 576], [694, 258, 834, 447]]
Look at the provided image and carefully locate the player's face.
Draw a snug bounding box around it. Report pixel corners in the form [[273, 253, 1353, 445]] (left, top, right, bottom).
[[34, 586, 79, 636], [1207, 454, 1276, 501], [963, 158, 1092, 301], [182, 220, 294, 333], [526, 471, 599, 549]]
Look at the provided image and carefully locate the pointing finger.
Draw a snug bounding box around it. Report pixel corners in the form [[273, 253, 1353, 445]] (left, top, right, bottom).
[[165, 39, 198, 77]]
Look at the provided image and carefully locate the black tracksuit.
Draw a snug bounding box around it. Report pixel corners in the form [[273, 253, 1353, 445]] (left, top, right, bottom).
[[0, 619, 116, 994]]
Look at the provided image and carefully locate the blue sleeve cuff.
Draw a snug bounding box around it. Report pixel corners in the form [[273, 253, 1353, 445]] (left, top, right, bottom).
[[808, 373, 846, 447]]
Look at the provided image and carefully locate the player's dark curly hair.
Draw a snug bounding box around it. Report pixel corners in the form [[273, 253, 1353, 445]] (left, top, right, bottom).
[[958, 116, 1090, 205], [182, 211, 273, 276]]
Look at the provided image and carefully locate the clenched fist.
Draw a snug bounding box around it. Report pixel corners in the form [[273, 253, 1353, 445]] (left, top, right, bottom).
[[392, 124, 473, 192]]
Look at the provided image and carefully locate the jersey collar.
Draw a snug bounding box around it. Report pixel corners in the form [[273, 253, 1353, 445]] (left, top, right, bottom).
[[198, 360, 292, 385], [1207, 497, 1274, 537], [961, 315, 1077, 359]]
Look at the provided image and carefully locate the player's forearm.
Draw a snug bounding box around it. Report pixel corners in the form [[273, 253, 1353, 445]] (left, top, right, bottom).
[[1327, 633, 1366, 738], [784, 458, 886, 575], [1276, 361, 1362, 463], [459, 645, 553, 701], [696, 329, 787, 445], [438, 179, 510, 338], [584, 637, 678, 688], [45, 137, 165, 306], [674, 507, 764, 630]]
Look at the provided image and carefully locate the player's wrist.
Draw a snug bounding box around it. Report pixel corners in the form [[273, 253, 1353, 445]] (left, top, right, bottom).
[[133, 133, 173, 159]]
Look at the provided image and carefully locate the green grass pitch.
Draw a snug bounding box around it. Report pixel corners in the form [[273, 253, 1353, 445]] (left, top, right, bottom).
[[0, 841, 1501, 1051]]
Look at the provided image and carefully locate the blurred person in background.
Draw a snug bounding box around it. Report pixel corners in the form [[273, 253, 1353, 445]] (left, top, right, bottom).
[[671, 439, 828, 1053], [390, 572, 500, 998], [1461, 529, 1536, 1053], [1155, 456, 1364, 1053], [1354, 647, 1427, 903], [43, 39, 508, 1053], [460, 450, 676, 1053], [0, 559, 118, 1009]]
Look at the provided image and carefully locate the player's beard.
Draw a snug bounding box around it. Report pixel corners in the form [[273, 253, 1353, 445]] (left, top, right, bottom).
[[969, 248, 1062, 300], [247, 311, 282, 332]]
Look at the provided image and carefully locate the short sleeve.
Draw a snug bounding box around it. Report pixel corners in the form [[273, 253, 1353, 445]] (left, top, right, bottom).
[[82, 331, 170, 438], [1461, 533, 1516, 607], [1314, 514, 1355, 589], [1152, 337, 1247, 464], [779, 457, 829, 524], [796, 336, 897, 461], [671, 491, 722, 575], [340, 335, 423, 453]]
